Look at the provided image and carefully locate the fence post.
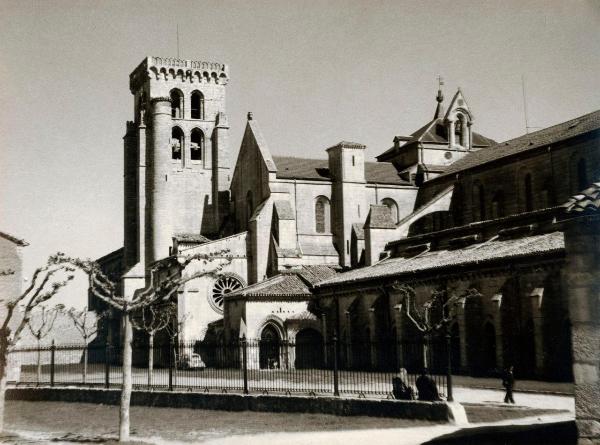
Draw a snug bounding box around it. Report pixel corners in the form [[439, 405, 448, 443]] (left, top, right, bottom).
[[333, 333, 339, 397], [242, 336, 248, 394], [50, 340, 55, 387], [168, 338, 174, 391], [446, 329, 453, 402], [104, 341, 110, 389]]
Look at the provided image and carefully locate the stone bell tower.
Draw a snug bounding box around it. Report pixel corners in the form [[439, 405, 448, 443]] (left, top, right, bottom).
[[124, 57, 231, 268]]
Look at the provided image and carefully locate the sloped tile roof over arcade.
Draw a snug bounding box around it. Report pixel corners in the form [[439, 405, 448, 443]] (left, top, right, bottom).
[[315, 232, 564, 289], [272, 156, 410, 186], [562, 180, 600, 214], [226, 265, 338, 301], [433, 109, 600, 181]]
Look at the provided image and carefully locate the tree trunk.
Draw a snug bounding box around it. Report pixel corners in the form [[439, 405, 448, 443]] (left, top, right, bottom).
[[119, 313, 133, 442], [147, 333, 154, 387], [83, 346, 88, 384], [36, 339, 41, 384], [0, 341, 9, 433]]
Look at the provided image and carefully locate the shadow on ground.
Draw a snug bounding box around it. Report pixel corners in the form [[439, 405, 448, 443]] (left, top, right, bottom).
[[422, 420, 577, 445]]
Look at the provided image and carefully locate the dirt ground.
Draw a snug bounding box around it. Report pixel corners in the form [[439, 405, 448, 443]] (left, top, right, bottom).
[[0, 399, 571, 445], [2, 400, 436, 444]]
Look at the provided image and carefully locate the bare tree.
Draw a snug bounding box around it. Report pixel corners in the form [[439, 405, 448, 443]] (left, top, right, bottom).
[[130, 302, 176, 386], [59, 250, 230, 442], [0, 253, 75, 432], [26, 305, 63, 383], [393, 283, 480, 370], [64, 306, 107, 383], [164, 308, 191, 381]]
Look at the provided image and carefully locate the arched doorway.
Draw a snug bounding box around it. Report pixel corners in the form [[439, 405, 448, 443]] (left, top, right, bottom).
[[295, 329, 323, 369], [259, 325, 281, 369], [482, 322, 497, 374]]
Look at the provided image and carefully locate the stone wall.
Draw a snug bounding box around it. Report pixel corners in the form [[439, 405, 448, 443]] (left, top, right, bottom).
[[564, 216, 600, 444], [6, 387, 452, 421]]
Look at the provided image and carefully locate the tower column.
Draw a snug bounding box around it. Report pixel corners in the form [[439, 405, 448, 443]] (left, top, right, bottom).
[[146, 97, 173, 266]]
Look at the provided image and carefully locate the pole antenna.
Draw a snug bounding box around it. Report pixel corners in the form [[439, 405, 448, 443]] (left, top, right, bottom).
[[521, 75, 530, 134], [177, 24, 180, 58]]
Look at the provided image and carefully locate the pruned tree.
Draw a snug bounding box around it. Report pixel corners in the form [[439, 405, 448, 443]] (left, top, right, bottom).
[[59, 250, 231, 442], [393, 283, 480, 370], [164, 308, 191, 380], [0, 253, 75, 432], [130, 302, 176, 386], [65, 306, 107, 383], [26, 304, 63, 383]]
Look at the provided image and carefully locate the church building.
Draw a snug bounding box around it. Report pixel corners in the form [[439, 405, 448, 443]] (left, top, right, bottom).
[[94, 56, 598, 381]]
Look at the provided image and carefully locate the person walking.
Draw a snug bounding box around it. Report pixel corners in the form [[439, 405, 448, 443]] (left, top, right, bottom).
[[502, 365, 515, 404]]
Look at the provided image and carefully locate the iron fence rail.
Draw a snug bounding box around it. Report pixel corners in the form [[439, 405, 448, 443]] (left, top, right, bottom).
[[9, 338, 447, 400]]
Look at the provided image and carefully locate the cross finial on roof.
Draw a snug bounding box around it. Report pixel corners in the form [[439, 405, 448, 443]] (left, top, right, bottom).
[[434, 75, 445, 118]]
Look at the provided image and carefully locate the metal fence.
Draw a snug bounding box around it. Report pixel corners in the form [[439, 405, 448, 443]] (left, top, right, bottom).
[[9, 337, 448, 400]]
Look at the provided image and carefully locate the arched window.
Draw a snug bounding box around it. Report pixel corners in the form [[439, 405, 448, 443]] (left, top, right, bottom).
[[472, 182, 485, 221], [315, 196, 331, 233], [491, 190, 505, 219], [171, 127, 184, 160], [191, 91, 205, 120], [170, 89, 183, 119], [190, 128, 204, 161], [524, 173, 534, 212], [381, 198, 399, 224], [577, 158, 588, 191]]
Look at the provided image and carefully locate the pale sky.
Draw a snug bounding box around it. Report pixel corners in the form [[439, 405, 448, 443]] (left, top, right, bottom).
[[1, 0, 599, 307]]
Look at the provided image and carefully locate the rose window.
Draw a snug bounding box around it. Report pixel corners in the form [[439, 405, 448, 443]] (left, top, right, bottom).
[[210, 275, 243, 313]]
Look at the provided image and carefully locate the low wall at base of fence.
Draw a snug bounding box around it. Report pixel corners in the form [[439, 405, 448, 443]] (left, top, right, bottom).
[[6, 386, 451, 422]]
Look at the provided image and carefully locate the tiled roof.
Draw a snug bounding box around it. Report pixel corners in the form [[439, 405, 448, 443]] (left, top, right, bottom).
[[295, 265, 338, 286], [316, 232, 564, 289], [365, 205, 396, 229], [227, 273, 312, 300], [0, 231, 28, 246], [435, 109, 600, 180], [227, 265, 337, 300], [562, 181, 600, 214], [174, 233, 211, 244], [272, 156, 410, 186]]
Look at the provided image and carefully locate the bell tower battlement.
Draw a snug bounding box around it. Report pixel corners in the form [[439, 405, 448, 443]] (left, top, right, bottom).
[[129, 56, 229, 93]]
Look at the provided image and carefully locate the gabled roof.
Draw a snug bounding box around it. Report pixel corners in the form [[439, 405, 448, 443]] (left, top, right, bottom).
[[316, 232, 564, 289], [272, 156, 410, 186], [226, 265, 337, 300], [562, 180, 600, 214], [434, 109, 600, 181], [0, 231, 28, 247], [376, 119, 495, 162]]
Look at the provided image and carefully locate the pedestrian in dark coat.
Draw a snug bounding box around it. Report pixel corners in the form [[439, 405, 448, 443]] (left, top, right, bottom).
[[416, 370, 441, 401], [502, 365, 515, 404], [392, 368, 415, 400]]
